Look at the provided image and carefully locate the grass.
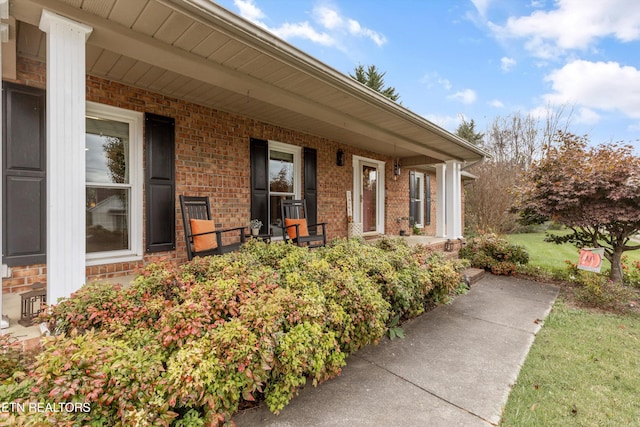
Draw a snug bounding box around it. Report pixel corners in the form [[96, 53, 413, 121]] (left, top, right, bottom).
[[506, 231, 640, 273], [500, 232, 640, 426], [501, 301, 640, 426]]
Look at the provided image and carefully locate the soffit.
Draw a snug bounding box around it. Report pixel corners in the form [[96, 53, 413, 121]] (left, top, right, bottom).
[[13, 0, 488, 162]]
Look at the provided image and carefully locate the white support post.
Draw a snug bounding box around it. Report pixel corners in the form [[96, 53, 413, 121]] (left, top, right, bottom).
[[435, 163, 447, 238], [445, 160, 463, 239], [39, 11, 92, 303], [0, 13, 6, 331]]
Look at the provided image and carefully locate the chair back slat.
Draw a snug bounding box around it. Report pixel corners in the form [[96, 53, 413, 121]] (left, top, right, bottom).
[[180, 195, 212, 260], [280, 199, 326, 248], [282, 199, 306, 220], [179, 195, 247, 260]]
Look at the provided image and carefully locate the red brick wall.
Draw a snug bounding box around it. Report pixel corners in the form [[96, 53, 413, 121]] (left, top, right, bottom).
[[2, 55, 432, 293]]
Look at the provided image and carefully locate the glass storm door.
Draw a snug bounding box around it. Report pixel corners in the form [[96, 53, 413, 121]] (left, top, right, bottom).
[[362, 164, 378, 232]]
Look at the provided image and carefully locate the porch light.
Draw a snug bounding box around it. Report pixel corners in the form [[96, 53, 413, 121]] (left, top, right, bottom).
[[394, 158, 401, 178], [336, 149, 345, 166]]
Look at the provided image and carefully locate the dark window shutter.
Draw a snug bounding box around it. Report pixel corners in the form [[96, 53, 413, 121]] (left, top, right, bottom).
[[304, 147, 318, 234], [425, 174, 431, 226], [250, 138, 268, 234], [145, 113, 175, 252], [409, 170, 417, 227], [2, 83, 46, 266]]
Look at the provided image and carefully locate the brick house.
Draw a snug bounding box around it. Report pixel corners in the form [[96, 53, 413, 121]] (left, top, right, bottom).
[[0, 0, 486, 323]]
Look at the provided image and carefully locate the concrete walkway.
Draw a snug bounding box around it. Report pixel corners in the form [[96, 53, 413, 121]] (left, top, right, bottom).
[[233, 274, 559, 427]]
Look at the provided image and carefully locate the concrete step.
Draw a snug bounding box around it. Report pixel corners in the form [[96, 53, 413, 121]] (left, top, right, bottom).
[[462, 268, 485, 286]]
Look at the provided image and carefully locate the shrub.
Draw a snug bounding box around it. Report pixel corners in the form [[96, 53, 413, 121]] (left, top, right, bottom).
[[459, 233, 529, 275], [573, 272, 635, 311], [417, 251, 466, 304], [3, 329, 174, 426], [3, 238, 468, 425], [0, 334, 36, 383], [622, 256, 640, 288]]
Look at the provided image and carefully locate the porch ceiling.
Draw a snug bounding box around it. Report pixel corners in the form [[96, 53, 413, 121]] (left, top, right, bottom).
[[12, 0, 488, 163]]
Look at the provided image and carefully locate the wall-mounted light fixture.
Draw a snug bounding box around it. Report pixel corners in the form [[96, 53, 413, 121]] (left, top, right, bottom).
[[393, 158, 401, 179], [336, 149, 345, 166]]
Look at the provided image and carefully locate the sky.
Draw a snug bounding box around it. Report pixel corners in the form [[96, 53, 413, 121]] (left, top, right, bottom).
[[212, 0, 640, 151]]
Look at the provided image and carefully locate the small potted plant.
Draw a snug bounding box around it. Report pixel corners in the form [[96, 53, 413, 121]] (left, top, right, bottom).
[[249, 219, 263, 236]]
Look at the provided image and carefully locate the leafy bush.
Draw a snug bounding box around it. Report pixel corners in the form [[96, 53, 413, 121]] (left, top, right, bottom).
[[573, 272, 636, 311], [2, 238, 466, 425], [622, 256, 640, 288], [0, 334, 36, 384], [459, 233, 529, 275], [559, 259, 637, 311]]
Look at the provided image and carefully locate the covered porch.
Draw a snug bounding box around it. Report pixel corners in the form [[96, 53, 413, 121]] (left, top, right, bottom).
[[1, 0, 487, 334]]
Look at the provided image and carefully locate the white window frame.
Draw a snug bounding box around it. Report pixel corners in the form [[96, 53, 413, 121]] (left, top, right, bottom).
[[352, 155, 385, 235], [268, 140, 301, 239], [85, 102, 143, 266]]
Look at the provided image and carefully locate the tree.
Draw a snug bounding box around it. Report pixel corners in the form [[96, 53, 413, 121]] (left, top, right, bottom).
[[350, 64, 400, 102], [464, 108, 573, 234], [455, 118, 484, 145], [514, 131, 640, 283]]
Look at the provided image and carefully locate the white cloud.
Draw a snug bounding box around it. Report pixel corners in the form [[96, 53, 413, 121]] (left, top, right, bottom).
[[314, 5, 342, 29], [501, 56, 516, 72], [574, 107, 601, 125], [489, 0, 640, 59], [448, 89, 477, 105], [543, 60, 640, 119], [232, 1, 386, 49], [489, 99, 504, 108], [273, 22, 335, 46], [312, 4, 386, 47], [234, 0, 265, 22], [423, 113, 461, 130], [470, 0, 492, 17], [346, 19, 387, 47], [420, 72, 452, 90]]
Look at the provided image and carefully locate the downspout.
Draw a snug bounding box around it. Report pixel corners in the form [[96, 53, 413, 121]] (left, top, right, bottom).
[[462, 157, 485, 171]]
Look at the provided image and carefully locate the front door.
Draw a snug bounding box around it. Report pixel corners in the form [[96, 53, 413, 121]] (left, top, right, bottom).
[[353, 155, 385, 235]]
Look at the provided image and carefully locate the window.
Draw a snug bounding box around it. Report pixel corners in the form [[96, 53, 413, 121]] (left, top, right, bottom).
[[413, 172, 425, 227], [268, 141, 301, 237], [85, 103, 143, 265], [410, 171, 431, 228]]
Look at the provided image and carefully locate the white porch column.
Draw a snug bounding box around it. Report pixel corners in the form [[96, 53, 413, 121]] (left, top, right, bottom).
[[445, 160, 463, 239], [435, 163, 447, 238], [0, 0, 7, 330], [39, 11, 92, 303]]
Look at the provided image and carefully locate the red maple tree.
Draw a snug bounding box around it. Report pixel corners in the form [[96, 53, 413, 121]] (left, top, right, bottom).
[[515, 131, 640, 283]]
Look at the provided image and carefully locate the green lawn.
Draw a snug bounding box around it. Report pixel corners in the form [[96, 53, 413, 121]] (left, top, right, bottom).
[[500, 232, 640, 426], [501, 302, 640, 426], [506, 232, 640, 273]]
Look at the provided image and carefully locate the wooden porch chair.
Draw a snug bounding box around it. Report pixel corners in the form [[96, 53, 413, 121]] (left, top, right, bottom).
[[280, 199, 327, 248], [179, 195, 247, 260]]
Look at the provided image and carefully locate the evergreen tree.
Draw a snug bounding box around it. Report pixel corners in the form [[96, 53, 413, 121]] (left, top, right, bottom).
[[455, 119, 484, 145], [350, 64, 400, 102]]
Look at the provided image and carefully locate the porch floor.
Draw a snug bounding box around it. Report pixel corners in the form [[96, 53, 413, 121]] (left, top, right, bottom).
[[2, 274, 139, 345], [1, 292, 41, 343], [400, 235, 451, 247]]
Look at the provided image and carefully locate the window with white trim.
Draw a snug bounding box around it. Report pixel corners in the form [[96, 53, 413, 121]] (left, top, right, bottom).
[[85, 103, 143, 265], [268, 141, 301, 237]]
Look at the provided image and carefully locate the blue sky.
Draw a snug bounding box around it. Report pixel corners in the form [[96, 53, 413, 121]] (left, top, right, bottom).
[[213, 0, 640, 150]]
